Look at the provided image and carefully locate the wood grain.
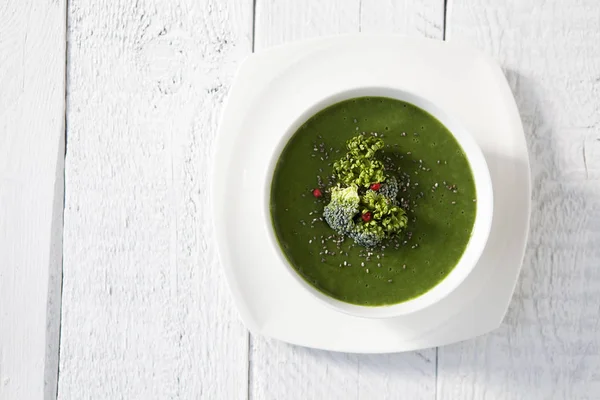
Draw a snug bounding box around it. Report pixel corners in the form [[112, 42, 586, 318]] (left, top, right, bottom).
[[59, 0, 252, 398], [254, 0, 360, 49], [0, 0, 66, 399], [360, 0, 443, 38], [439, 1, 600, 399], [250, 1, 443, 399]]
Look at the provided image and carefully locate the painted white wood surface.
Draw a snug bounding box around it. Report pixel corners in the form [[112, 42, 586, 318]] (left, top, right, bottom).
[[4, 0, 600, 398], [58, 0, 252, 398], [250, 2, 442, 400], [0, 1, 66, 399], [438, 1, 600, 399]]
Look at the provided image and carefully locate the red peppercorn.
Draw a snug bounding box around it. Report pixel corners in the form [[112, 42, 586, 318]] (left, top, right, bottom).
[[312, 188, 322, 198], [362, 212, 372, 222], [370, 182, 381, 191]]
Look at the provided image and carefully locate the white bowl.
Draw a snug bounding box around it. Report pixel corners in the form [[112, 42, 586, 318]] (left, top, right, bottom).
[[266, 87, 494, 318]]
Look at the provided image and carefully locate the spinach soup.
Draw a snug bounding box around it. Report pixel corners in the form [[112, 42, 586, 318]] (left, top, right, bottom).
[[270, 97, 476, 306]]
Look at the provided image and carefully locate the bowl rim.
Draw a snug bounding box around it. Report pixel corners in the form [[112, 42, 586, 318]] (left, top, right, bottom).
[[265, 86, 494, 318]]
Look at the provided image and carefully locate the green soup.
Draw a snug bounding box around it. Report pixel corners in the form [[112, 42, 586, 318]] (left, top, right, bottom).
[[270, 97, 476, 306]]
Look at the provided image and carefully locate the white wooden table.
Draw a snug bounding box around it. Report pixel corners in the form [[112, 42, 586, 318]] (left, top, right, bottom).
[[2, 0, 600, 399]]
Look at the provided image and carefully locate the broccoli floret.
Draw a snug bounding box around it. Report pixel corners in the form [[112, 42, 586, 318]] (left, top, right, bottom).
[[346, 134, 385, 158], [377, 176, 399, 204], [360, 191, 407, 232], [333, 135, 386, 187], [349, 223, 385, 248], [350, 191, 408, 248], [323, 135, 408, 248], [323, 185, 360, 235]]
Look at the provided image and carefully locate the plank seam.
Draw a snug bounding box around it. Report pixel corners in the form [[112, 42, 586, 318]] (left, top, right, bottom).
[[54, 0, 69, 397], [583, 140, 589, 179], [435, 347, 439, 400], [247, 334, 253, 400], [442, 0, 448, 40], [251, 0, 257, 52], [358, 0, 362, 33]]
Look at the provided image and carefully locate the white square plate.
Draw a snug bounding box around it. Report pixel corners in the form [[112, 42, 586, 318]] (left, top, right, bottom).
[[213, 35, 530, 353]]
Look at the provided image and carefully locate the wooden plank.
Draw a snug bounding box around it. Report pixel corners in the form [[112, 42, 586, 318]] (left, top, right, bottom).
[[439, 1, 600, 399], [254, 0, 361, 48], [58, 0, 253, 398], [360, 0, 443, 38], [0, 0, 66, 399], [250, 1, 443, 399]]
